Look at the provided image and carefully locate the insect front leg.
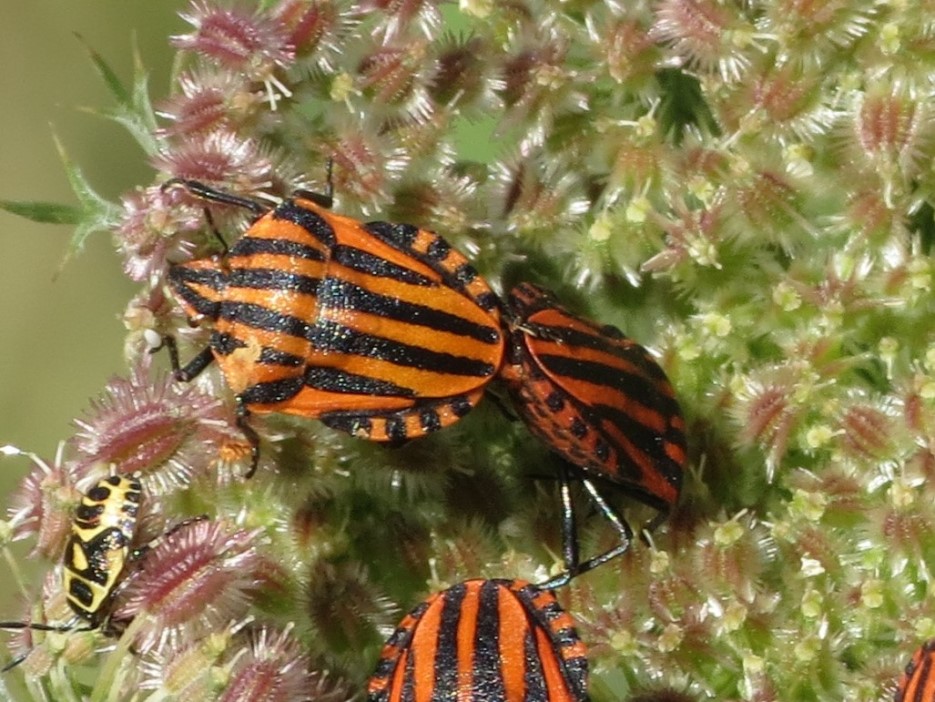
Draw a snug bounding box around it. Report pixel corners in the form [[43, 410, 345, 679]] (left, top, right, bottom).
[[154, 336, 216, 382]]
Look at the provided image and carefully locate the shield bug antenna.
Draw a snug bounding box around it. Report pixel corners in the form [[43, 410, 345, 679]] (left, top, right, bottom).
[[500, 282, 687, 589], [0, 474, 204, 672], [158, 165, 504, 478]]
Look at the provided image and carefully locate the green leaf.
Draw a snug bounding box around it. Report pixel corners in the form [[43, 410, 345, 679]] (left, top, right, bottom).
[[74, 33, 160, 156], [74, 31, 131, 105], [53, 132, 121, 257], [0, 199, 83, 225]]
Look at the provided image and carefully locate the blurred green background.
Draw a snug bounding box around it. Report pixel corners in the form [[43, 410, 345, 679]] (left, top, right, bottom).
[[0, 2, 185, 613]]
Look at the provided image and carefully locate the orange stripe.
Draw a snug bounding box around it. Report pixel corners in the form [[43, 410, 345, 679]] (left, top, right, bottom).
[[328, 263, 499, 330], [498, 587, 529, 700], [412, 594, 443, 702], [215, 320, 311, 359], [534, 627, 576, 701], [319, 307, 500, 366], [242, 215, 331, 250]]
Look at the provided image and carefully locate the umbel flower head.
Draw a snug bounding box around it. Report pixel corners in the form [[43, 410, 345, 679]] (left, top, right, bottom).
[[9, 0, 935, 700]]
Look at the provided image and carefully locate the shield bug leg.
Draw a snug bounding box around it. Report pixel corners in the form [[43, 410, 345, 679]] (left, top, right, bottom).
[[538, 462, 634, 591], [235, 404, 261, 478], [293, 158, 334, 208], [157, 336, 216, 383]]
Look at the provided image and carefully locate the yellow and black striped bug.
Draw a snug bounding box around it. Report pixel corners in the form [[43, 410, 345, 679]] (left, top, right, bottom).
[[160, 176, 504, 476], [895, 640, 935, 701], [368, 578, 589, 702], [500, 283, 686, 588], [0, 474, 198, 672]]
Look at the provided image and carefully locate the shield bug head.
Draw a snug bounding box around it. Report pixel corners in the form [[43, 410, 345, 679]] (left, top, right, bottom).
[[368, 578, 589, 702], [500, 282, 686, 587], [160, 179, 504, 476]]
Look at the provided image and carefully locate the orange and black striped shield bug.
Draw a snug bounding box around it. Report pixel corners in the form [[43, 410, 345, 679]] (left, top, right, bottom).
[[0, 474, 201, 672], [161, 179, 504, 476], [500, 283, 686, 588], [368, 578, 589, 702], [896, 640, 935, 701]]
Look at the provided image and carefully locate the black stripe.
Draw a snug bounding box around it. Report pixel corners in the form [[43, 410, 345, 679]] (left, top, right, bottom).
[[218, 302, 311, 340], [169, 266, 223, 318], [319, 277, 500, 344], [310, 320, 495, 378], [272, 200, 336, 247], [228, 267, 321, 296], [523, 624, 548, 700], [536, 354, 678, 416], [453, 263, 478, 288], [536, 324, 671, 384], [68, 577, 95, 609], [433, 583, 465, 700], [595, 400, 684, 461], [259, 347, 304, 367], [419, 407, 442, 433], [477, 292, 500, 311], [450, 396, 474, 417], [333, 244, 434, 286], [473, 581, 507, 701], [364, 221, 419, 250], [385, 416, 407, 442], [401, 644, 416, 702], [562, 654, 589, 701], [229, 236, 326, 262], [305, 367, 415, 397], [239, 376, 304, 405], [169, 264, 225, 290]]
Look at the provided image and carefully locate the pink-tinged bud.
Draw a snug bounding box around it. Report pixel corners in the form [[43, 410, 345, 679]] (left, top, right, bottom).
[[157, 71, 249, 138], [302, 562, 396, 652], [218, 625, 312, 702], [276, 0, 358, 62], [429, 35, 490, 110], [758, 0, 870, 67], [600, 20, 657, 85], [842, 189, 900, 242], [173, 2, 295, 89], [838, 401, 897, 461], [651, 0, 751, 81], [851, 86, 935, 181], [360, 0, 441, 41], [5, 447, 78, 558], [323, 130, 408, 207], [117, 185, 201, 283], [71, 358, 232, 489], [152, 130, 273, 193], [357, 42, 433, 122], [114, 520, 265, 652], [731, 370, 800, 475]]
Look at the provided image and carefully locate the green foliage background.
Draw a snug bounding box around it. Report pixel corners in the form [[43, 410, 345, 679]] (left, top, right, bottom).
[[0, 0, 185, 616]]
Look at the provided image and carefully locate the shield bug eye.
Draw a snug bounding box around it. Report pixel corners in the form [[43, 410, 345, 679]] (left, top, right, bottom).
[[500, 282, 687, 588], [159, 177, 504, 478], [367, 578, 589, 702]]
